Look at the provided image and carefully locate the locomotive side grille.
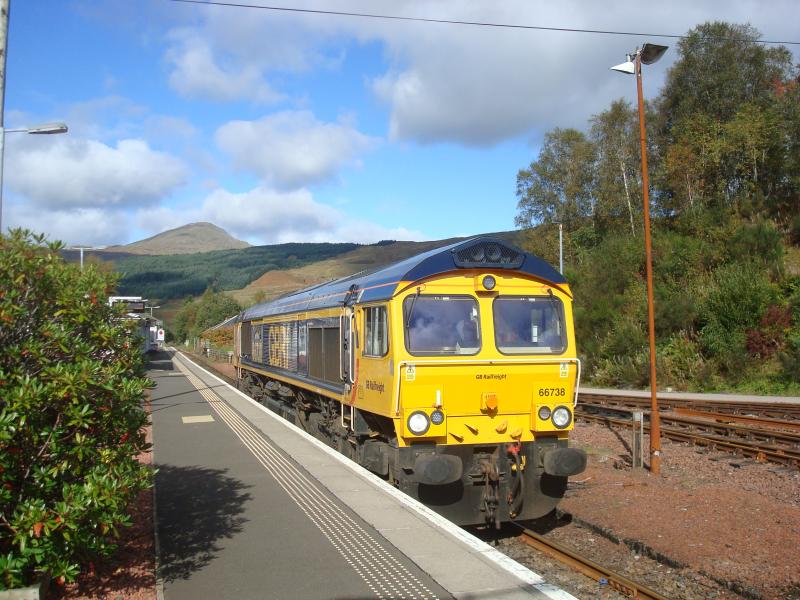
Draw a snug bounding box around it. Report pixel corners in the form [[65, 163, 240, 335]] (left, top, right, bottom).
[[264, 321, 298, 371], [453, 240, 524, 269]]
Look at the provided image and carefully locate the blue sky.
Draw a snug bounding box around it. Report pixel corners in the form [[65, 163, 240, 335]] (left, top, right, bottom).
[[4, 0, 798, 246]]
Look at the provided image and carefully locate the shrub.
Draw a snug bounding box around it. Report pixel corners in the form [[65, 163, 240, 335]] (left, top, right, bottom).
[[698, 262, 778, 372], [778, 335, 800, 382], [728, 220, 784, 277], [789, 214, 800, 246], [745, 304, 792, 358], [592, 351, 650, 389], [658, 332, 706, 390], [0, 230, 151, 589]]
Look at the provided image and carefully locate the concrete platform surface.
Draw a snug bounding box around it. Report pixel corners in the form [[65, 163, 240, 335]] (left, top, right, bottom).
[[149, 350, 575, 600], [583, 387, 800, 404]]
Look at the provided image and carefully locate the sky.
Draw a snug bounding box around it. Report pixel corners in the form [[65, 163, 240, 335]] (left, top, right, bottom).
[[3, 0, 798, 247]]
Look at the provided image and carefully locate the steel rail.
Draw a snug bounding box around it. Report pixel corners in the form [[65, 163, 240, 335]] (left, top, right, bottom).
[[672, 407, 800, 432], [579, 392, 800, 420], [580, 403, 800, 448], [577, 412, 800, 467], [518, 528, 669, 600]]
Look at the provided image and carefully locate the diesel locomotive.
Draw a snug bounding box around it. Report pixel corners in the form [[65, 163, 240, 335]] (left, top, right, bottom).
[[231, 237, 586, 527]]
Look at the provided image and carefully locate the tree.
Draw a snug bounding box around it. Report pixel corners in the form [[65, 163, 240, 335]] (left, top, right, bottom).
[[0, 230, 151, 588], [515, 128, 596, 232], [193, 289, 241, 334], [659, 22, 794, 128], [590, 100, 641, 236], [173, 288, 241, 343], [657, 22, 798, 220], [662, 113, 725, 212]]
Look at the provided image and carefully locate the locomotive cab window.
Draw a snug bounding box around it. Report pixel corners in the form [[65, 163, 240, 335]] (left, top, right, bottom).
[[404, 295, 480, 355], [364, 306, 389, 357], [494, 295, 566, 354]]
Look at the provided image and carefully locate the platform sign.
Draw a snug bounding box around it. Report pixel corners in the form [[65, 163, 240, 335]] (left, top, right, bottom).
[[157, 328, 165, 341]]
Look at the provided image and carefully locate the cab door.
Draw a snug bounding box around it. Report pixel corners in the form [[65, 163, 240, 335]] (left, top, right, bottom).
[[340, 307, 356, 387]]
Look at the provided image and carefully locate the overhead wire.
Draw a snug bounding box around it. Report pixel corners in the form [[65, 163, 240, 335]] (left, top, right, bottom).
[[165, 0, 800, 46]]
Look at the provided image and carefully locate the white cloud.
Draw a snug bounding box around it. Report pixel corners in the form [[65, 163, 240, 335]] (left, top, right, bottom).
[[147, 185, 424, 245], [165, 28, 285, 103], [163, 4, 345, 104], [4, 203, 131, 247], [215, 111, 378, 189], [6, 137, 188, 209], [200, 187, 338, 239], [163, 0, 800, 145]]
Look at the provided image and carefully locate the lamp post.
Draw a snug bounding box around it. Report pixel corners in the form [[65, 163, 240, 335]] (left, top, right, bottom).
[[0, 122, 69, 232], [146, 305, 160, 318], [611, 43, 668, 475], [67, 244, 105, 269], [553, 221, 564, 274]]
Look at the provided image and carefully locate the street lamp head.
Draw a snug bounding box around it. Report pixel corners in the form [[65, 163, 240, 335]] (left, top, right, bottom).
[[26, 122, 69, 135], [640, 43, 668, 65], [610, 60, 636, 75]]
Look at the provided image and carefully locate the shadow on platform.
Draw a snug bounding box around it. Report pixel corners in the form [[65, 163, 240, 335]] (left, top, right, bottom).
[[156, 464, 252, 583]]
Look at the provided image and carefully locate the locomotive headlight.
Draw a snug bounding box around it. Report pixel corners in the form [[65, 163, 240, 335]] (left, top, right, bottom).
[[430, 409, 445, 425], [551, 406, 572, 429], [482, 275, 496, 291], [407, 411, 431, 435], [538, 406, 552, 420]]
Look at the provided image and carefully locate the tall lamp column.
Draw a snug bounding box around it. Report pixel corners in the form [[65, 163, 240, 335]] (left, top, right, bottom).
[[611, 43, 668, 475]]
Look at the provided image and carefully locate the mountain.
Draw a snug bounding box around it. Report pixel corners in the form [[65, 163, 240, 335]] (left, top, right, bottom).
[[106, 222, 250, 255]]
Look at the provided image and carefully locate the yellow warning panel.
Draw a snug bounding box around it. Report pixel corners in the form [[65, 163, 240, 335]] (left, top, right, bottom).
[[181, 415, 215, 424]]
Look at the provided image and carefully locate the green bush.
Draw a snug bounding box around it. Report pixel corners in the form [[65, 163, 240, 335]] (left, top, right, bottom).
[[791, 215, 800, 246], [779, 335, 800, 383], [592, 351, 650, 389], [0, 230, 151, 589], [698, 262, 778, 372], [728, 220, 784, 277], [658, 332, 706, 390]]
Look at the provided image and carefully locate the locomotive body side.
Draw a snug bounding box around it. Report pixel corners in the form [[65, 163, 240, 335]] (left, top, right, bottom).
[[232, 237, 586, 526]]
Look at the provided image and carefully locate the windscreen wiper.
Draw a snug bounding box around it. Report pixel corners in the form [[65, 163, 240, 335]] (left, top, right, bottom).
[[404, 287, 421, 331]]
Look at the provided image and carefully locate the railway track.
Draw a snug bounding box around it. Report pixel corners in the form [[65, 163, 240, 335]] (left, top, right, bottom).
[[672, 407, 800, 432], [577, 407, 800, 467], [579, 391, 800, 421], [518, 527, 669, 600], [581, 403, 800, 448]]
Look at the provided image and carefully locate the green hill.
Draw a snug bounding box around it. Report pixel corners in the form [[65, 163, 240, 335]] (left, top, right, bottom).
[[114, 242, 359, 299]]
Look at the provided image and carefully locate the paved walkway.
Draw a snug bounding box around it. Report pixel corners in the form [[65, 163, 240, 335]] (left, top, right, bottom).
[[149, 350, 573, 600], [583, 387, 800, 404]]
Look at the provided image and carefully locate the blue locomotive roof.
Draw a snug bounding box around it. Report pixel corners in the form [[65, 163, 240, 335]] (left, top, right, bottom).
[[240, 236, 566, 321]]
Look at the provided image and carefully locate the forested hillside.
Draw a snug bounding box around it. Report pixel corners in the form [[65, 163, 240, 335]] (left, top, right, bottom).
[[515, 22, 800, 393], [115, 242, 358, 299]]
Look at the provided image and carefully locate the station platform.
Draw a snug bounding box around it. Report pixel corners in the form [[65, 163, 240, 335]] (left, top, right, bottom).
[[149, 350, 574, 600], [583, 386, 800, 404]]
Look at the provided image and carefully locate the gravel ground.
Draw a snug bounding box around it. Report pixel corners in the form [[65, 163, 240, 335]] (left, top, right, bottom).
[[490, 418, 800, 600]]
